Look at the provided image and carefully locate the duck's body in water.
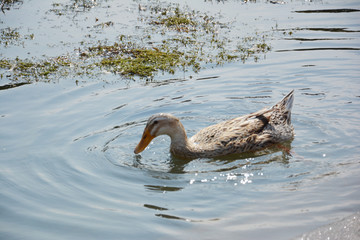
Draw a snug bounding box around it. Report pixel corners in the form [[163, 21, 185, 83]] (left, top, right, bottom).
[[134, 90, 294, 159]]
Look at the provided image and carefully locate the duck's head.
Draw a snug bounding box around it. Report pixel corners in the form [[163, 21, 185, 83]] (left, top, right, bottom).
[[134, 113, 184, 154]]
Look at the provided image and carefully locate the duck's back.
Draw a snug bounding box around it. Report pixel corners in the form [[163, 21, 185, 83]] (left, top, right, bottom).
[[189, 91, 294, 155], [190, 108, 270, 144]]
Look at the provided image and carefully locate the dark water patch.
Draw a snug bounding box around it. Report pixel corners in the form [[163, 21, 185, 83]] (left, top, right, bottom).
[[276, 47, 360, 52], [0, 81, 30, 90], [155, 213, 220, 223], [278, 27, 360, 33], [153, 97, 165, 102], [171, 95, 184, 100], [301, 27, 360, 33], [294, 8, 360, 13], [311, 171, 340, 180], [112, 104, 127, 111], [227, 95, 271, 100], [196, 76, 220, 81], [287, 172, 311, 179], [102, 122, 144, 145], [144, 204, 169, 211], [300, 92, 326, 98], [301, 65, 316, 67], [146, 78, 187, 87], [144, 185, 183, 192], [284, 37, 352, 41]]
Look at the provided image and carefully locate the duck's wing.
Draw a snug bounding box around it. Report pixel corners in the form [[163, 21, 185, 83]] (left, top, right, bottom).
[[190, 107, 272, 146], [190, 90, 294, 153]]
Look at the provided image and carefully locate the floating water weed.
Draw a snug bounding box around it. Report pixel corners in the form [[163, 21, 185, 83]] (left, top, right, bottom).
[[1, 0, 272, 82]]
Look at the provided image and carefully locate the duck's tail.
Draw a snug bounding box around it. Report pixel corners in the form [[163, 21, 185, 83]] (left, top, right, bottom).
[[282, 90, 294, 113], [272, 90, 294, 125]]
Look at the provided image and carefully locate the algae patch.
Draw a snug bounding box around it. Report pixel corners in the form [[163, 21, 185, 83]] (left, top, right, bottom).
[[49, 0, 105, 16], [1, 0, 23, 12], [0, 56, 74, 81], [0, 27, 34, 47], [0, 0, 272, 83], [89, 42, 184, 77]]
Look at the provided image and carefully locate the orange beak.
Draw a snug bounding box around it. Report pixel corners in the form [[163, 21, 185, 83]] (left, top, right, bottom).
[[134, 128, 155, 154]]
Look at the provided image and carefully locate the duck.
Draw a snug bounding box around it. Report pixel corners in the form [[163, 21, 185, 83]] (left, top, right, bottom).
[[134, 90, 294, 159]]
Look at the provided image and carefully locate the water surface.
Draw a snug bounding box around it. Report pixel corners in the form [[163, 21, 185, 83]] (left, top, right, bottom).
[[1, 0, 360, 239]]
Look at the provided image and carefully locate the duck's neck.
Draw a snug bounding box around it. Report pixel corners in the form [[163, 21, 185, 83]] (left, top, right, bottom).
[[168, 122, 195, 158]]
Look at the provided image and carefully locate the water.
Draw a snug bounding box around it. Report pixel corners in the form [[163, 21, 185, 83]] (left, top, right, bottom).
[[1, 0, 360, 239]]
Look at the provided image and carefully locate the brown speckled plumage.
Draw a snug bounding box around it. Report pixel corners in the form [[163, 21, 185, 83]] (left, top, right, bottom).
[[134, 90, 294, 159]]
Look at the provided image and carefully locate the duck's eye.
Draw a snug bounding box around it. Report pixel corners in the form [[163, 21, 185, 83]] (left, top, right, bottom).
[[153, 120, 158, 125]]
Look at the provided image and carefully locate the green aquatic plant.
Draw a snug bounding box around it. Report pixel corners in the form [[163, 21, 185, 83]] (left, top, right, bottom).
[[49, 0, 105, 16], [90, 42, 184, 78], [149, 5, 197, 32], [0, 27, 35, 47], [0, 0, 272, 83], [87, 38, 192, 78], [0, 27, 20, 46], [0, 56, 75, 81], [138, 1, 271, 66], [1, 0, 23, 12]]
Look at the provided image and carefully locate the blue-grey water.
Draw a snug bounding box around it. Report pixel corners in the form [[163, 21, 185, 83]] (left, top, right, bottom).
[[1, 0, 360, 239]]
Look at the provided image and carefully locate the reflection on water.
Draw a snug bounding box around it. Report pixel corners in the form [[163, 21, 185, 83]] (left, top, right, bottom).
[[1, 0, 360, 240]]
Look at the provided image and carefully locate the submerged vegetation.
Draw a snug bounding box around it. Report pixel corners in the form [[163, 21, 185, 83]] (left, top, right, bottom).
[[1, 0, 23, 12], [0, 28, 20, 46], [0, 27, 34, 47], [49, 0, 105, 16], [0, 56, 74, 81], [0, 0, 272, 83], [89, 41, 184, 77]]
